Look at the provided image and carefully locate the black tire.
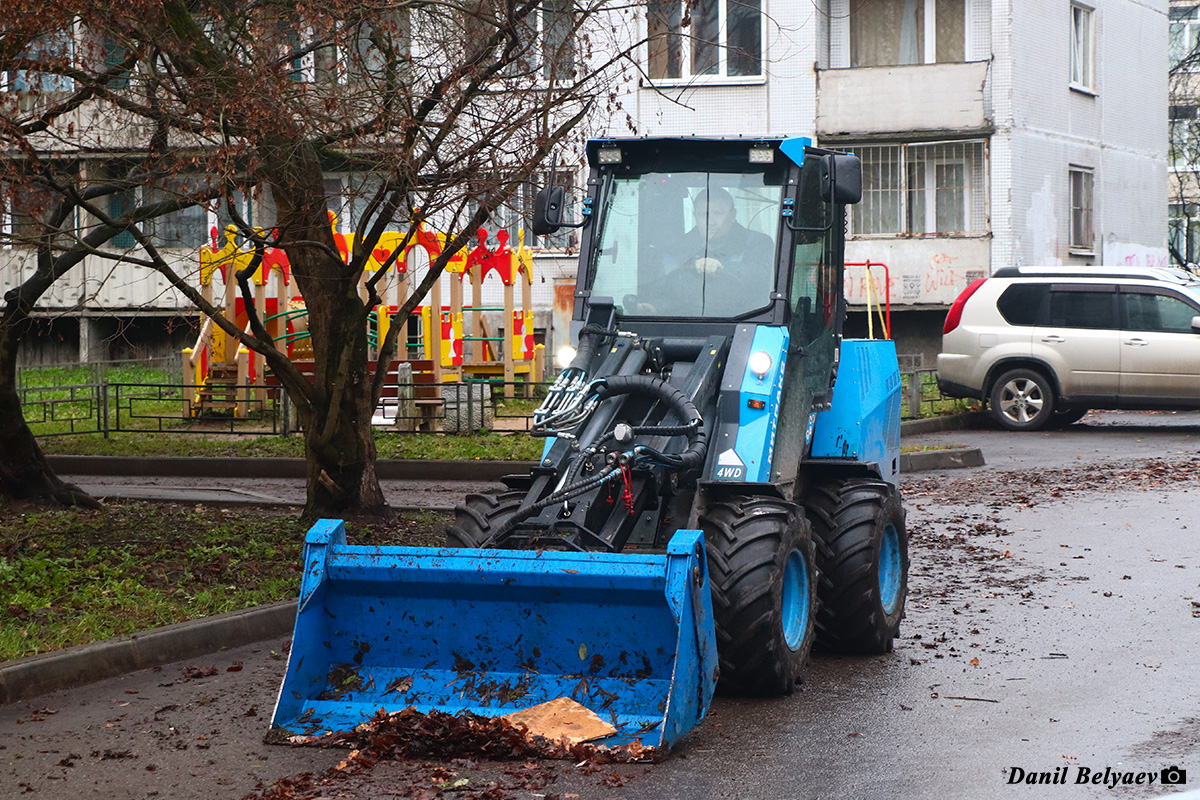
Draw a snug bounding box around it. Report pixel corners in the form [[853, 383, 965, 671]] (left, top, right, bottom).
[[446, 492, 526, 548], [1045, 407, 1088, 428], [988, 368, 1056, 431], [700, 496, 817, 696], [805, 479, 908, 655]]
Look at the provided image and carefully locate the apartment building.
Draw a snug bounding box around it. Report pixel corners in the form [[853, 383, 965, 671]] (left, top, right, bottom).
[[591, 0, 1169, 361], [3, 1, 1169, 364]]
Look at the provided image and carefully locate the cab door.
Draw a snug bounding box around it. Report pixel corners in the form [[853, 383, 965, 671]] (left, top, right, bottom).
[[1118, 288, 1200, 404], [1030, 285, 1120, 402]]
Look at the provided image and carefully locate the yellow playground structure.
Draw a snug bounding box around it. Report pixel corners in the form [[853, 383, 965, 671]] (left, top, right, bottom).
[[184, 216, 544, 421]]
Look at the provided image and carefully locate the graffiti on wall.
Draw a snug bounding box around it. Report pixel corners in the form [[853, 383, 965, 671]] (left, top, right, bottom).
[[1102, 239, 1169, 270], [844, 252, 986, 306]]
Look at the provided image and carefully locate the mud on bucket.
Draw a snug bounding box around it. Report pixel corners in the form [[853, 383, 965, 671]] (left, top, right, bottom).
[[269, 520, 718, 752]]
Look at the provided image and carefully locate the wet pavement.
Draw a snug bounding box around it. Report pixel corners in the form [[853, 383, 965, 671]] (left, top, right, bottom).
[[62, 476, 504, 511], [4, 410, 1200, 798]]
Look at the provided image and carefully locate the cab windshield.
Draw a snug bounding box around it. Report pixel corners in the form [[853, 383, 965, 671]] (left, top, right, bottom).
[[590, 168, 784, 319]]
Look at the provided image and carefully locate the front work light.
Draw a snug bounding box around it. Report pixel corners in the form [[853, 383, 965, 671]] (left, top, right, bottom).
[[556, 345, 578, 369], [749, 146, 775, 164], [748, 351, 772, 379]]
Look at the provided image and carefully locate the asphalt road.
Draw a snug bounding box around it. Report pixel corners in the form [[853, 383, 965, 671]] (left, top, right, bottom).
[[4, 410, 1200, 799]]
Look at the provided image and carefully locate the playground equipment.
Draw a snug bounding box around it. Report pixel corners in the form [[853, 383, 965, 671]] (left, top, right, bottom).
[[187, 213, 545, 422], [272, 138, 910, 753], [456, 227, 543, 396], [184, 226, 291, 418]]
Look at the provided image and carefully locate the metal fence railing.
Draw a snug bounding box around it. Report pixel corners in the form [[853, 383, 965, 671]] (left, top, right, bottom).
[[113, 383, 283, 434], [901, 368, 970, 420], [20, 369, 966, 438], [19, 383, 108, 438], [368, 379, 552, 434]]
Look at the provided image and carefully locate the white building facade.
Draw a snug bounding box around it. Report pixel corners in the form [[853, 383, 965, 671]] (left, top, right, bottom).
[[3, 1, 1169, 363], [586, 0, 1169, 360]]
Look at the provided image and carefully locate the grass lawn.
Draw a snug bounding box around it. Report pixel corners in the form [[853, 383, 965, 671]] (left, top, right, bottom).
[[37, 429, 543, 461], [0, 502, 452, 662]]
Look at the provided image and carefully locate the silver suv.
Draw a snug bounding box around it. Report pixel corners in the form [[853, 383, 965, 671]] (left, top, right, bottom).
[[937, 266, 1200, 431]]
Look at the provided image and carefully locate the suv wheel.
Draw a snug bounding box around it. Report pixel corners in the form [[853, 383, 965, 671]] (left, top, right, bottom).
[[989, 368, 1056, 431]]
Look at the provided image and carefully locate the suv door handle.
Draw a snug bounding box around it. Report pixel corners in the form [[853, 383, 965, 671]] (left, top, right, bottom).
[[1041, 335, 1065, 343], [1124, 338, 1149, 347]]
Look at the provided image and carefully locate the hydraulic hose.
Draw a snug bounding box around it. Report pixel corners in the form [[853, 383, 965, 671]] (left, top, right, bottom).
[[568, 324, 617, 373], [592, 376, 707, 472], [485, 374, 707, 547]]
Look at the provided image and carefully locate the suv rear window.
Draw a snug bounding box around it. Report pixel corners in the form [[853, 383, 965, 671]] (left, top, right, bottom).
[[996, 284, 1048, 326], [1046, 289, 1116, 329]]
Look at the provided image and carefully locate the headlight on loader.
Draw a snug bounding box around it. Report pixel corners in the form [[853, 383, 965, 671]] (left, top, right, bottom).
[[748, 350, 772, 379], [556, 345, 577, 369]]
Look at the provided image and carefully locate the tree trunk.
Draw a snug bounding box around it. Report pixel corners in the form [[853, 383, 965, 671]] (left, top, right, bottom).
[[0, 324, 100, 509], [298, 298, 391, 521], [262, 137, 393, 522]]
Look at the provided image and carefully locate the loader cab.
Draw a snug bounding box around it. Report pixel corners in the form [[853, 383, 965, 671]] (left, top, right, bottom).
[[537, 136, 859, 406]]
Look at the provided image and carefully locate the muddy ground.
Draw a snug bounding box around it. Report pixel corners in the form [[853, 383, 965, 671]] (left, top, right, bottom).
[[4, 415, 1200, 799]]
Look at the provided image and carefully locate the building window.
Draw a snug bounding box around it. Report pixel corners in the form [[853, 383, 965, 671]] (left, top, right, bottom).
[[647, 0, 763, 81], [1069, 166, 1094, 253], [1169, 203, 1200, 267], [2, 30, 75, 93], [1070, 3, 1094, 92], [849, 0, 966, 68], [1171, 5, 1200, 69], [540, 0, 576, 82], [850, 140, 986, 236], [2, 182, 57, 245], [150, 177, 210, 249], [1171, 109, 1198, 169], [324, 173, 389, 236]]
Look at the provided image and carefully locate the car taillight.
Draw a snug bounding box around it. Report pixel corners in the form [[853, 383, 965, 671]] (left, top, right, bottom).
[[943, 278, 987, 335]]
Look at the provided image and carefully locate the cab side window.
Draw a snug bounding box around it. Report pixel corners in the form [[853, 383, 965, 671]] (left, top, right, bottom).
[[996, 284, 1048, 326], [1045, 289, 1115, 329], [1123, 292, 1200, 334]]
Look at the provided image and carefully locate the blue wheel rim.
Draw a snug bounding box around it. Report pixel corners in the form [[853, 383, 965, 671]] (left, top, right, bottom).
[[781, 548, 810, 650], [879, 523, 902, 614]]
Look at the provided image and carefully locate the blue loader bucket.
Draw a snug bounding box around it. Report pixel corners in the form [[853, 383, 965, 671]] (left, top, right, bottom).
[[270, 520, 718, 751]]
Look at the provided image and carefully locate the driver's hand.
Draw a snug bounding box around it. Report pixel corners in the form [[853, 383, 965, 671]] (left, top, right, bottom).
[[694, 257, 723, 274], [623, 293, 657, 314]]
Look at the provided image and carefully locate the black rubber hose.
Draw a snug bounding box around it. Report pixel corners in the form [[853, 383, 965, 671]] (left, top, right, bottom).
[[568, 324, 616, 373], [593, 376, 707, 471], [483, 466, 621, 546], [483, 375, 706, 546]]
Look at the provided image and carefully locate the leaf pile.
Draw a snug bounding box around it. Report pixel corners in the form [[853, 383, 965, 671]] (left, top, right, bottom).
[[250, 707, 660, 800]]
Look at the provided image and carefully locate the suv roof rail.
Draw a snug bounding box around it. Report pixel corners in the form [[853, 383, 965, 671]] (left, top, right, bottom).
[[991, 265, 1200, 284]]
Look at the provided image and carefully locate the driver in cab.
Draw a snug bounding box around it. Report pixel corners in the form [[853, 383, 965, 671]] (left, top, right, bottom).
[[630, 187, 776, 317]]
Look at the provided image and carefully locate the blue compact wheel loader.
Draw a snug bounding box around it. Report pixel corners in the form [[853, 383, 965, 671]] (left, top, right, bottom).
[[270, 137, 908, 753]]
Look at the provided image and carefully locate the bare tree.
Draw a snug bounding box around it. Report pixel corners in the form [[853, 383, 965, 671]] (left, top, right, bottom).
[[0, 0, 646, 517]]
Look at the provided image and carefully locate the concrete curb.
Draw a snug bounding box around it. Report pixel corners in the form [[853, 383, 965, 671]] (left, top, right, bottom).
[[899, 411, 987, 436], [900, 447, 985, 472], [48, 455, 530, 482], [0, 602, 295, 706]]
